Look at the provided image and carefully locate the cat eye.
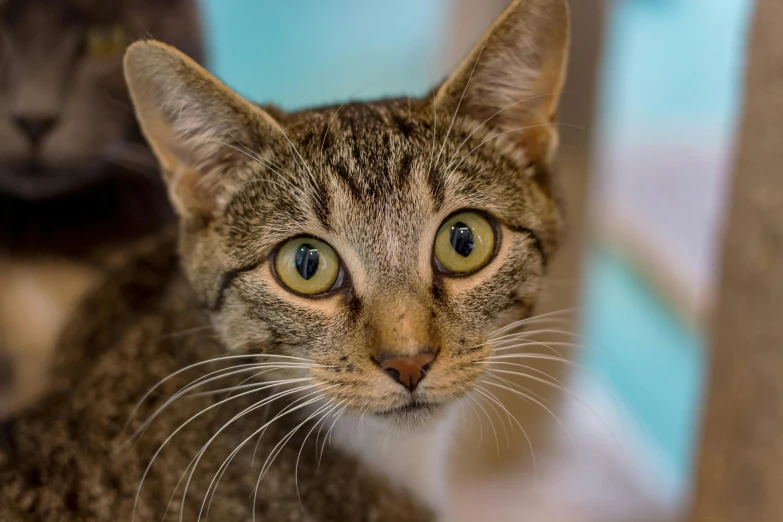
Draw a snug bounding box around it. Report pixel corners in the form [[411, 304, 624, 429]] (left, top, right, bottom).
[[434, 211, 496, 275], [86, 25, 127, 58], [274, 237, 342, 295]]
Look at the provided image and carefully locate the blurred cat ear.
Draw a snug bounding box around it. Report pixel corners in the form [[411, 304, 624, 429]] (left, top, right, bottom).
[[124, 40, 282, 219], [435, 0, 569, 162]]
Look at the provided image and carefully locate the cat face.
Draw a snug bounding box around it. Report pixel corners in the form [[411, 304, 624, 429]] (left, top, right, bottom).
[[125, 0, 569, 429], [0, 0, 202, 198]]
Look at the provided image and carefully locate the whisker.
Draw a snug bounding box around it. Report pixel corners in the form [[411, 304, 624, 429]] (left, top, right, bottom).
[[126, 354, 317, 433], [443, 90, 578, 172], [425, 55, 437, 178], [184, 385, 334, 522], [160, 324, 215, 340], [486, 331, 581, 362], [251, 390, 338, 522], [470, 392, 501, 455], [200, 389, 331, 522], [448, 123, 584, 175], [266, 122, 325, 214], [319, 404, 349, 468], [184, 371, 306, 399], [481, 353, 640, 441], [433, 23, 492, 172], [320, 82, 380, 160], [131, 364, 320, 441], [294, 400, 343, 508], [481, 374, 576, 455], [138, 381, 315, 522], [475, 357, 567, 388], [488, 308, 577, 339], [484, 368, 627, 464], [489, 318, 576, 341], [462, 392, 484, 444], [232, 135, 285, 173], [473, 386, 537, 486], [489, 327, 579, 344], [473, 386, 512, 448], [211, 138, 304, 196], [103, 148, 159, 177]]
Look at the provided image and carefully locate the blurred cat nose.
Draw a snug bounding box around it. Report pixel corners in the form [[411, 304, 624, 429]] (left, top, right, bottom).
[[13, 115, 59, 146], [373, 350, 436, 392]]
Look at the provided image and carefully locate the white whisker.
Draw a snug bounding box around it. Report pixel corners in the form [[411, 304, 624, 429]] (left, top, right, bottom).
[[470, 391, 500, 454], [433, 25, 492, 172], [251, 390, 338, 522], [449, 123, 584, 175], [443, 90, 578, 173], [474, 386, 537, 486], [320, 404, 349, 468], [140, 381, 315, 522], [131, 364, 320, 441], [200, 389, 331, 522], [481, 374, 575, 456], [186, 385, 334, 522], [126, 354, 318, 433], [294, 400, 343, 507], [485, 368, 627, 464], [320, 82, 380, 160], [488, 308, 577, 338]]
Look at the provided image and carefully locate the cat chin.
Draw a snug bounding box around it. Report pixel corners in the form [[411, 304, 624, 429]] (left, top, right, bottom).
[[0, 160, 107, 200], [372, 403, 449, 432]]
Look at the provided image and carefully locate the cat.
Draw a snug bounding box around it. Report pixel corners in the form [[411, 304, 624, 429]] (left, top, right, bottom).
[[0, 0, 203, 418], [0, 0, 570, 519]]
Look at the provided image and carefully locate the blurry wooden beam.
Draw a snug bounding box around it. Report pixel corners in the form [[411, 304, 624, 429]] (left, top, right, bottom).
[[688, 0, 783, 520]]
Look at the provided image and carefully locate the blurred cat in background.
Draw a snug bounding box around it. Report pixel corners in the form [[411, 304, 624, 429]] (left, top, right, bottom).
[[0, 0, 203, 418]]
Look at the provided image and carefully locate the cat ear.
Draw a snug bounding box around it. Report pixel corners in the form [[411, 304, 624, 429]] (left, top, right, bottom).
[[124, 40, 282, 218], [435, 0, 569, 162]]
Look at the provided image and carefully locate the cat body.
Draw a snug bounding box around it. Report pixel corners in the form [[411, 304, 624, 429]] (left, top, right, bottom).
[[0, 0, 203, 417], [2, 0, 574, 519], [0, 232, 430, 521]]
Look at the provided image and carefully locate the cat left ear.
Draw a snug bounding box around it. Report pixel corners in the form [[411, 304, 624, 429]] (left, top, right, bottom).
[[124, 40, 282, 219], [435, 0, 569, 162]]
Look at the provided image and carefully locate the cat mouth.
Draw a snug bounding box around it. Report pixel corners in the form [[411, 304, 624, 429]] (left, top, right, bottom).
[[375, 401, 438, 418]]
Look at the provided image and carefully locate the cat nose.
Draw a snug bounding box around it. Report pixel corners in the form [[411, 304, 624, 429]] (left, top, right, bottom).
[[13, 115, 59, 147], [373, 350, 436, 392]]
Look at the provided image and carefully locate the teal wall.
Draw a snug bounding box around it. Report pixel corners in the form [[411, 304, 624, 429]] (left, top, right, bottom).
[[199, 0, 447, 109]]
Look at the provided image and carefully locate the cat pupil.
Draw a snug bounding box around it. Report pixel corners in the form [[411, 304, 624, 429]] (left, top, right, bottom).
[[295, 244, 320, 280], [450, 222, 474, 257]]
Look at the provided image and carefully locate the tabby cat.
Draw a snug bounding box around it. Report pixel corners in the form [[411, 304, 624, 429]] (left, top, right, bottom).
[[0, 0, 569, 519], [0, 0, 203, 417]]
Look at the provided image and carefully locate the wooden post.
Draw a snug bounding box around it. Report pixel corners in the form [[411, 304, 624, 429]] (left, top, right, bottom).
[[689, 1, 783, 520]]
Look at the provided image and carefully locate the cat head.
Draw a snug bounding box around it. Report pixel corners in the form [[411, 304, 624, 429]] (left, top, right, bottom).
[[0, 0, 203, 199], [125, 0, 569, 430]]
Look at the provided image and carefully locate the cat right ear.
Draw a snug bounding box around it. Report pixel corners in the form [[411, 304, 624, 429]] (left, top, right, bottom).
[[435, 0, 569, 163], [124, 40, 282, 219]]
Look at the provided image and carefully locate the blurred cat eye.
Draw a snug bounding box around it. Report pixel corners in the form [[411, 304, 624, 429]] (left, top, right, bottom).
[[86, 25, 127, 58], [275, 237, 342, 295], [434, 211, 496, 275]]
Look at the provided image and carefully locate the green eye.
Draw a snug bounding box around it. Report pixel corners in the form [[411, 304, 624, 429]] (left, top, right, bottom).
[[86, 25, 127, 58], [434, 211, 495, 274], [275, 237, 341, 295]]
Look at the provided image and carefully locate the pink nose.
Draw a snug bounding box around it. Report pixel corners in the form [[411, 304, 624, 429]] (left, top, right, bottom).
[[373, 351, 436, 391]]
